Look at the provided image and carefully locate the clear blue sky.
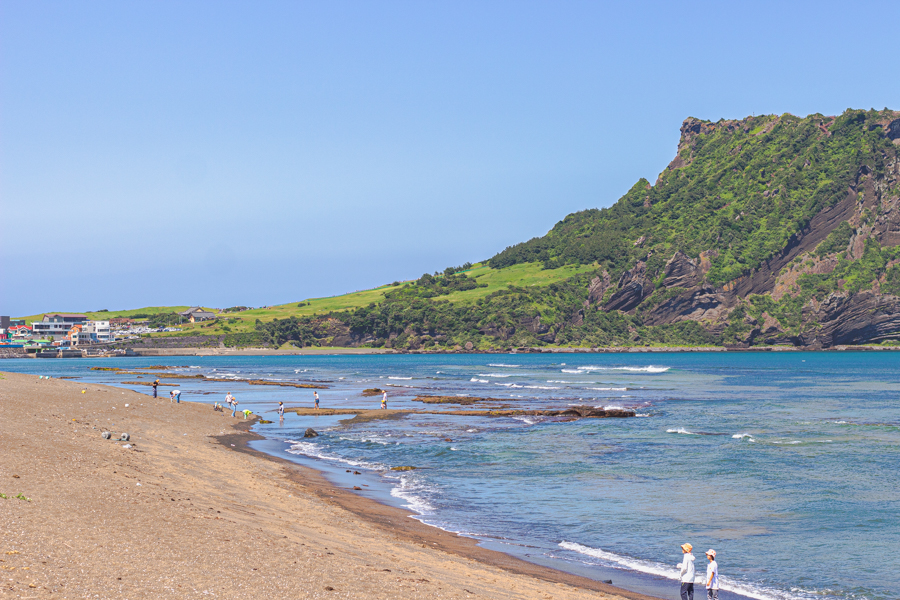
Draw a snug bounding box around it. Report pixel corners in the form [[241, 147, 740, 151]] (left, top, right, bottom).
[[2, 0, 898, 316]]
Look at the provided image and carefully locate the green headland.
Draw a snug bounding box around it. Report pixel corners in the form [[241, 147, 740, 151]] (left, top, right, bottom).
[[20, 108, 900, 351]]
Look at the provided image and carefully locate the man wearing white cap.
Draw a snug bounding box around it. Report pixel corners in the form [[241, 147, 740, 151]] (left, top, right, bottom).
[[705, 549, 719, 600], [678, 543, 695, 600]]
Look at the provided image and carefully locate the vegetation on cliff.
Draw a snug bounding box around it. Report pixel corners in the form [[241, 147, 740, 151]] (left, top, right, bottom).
[[489, 109, 898, 286]]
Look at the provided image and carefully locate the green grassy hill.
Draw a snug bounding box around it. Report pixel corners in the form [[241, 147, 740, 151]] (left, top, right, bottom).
[[138, 262, 594, 337], [17, 262, 593, 342]]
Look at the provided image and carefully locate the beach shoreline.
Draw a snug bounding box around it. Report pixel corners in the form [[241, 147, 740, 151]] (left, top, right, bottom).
[[222, 421, 661, 600], [6, 343, 899, 360], [0, 371, 659, 599]]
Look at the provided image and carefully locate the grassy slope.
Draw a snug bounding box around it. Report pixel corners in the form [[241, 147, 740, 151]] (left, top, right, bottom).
[[443, 262, 594, 303], [170, 262, 594, 337], [15, 262, 594, 339]]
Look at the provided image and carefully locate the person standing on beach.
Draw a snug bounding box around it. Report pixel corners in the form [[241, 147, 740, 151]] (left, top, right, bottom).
[[225, 392, 234, 412], [278, 401, 285, 420], [314, 391, 320, 410], [704, 549, 718, 600], [381, 390, 387, 409], [232, 397, 238, 417], [678, 543, 695, 600], [152, 379, 159, 398]]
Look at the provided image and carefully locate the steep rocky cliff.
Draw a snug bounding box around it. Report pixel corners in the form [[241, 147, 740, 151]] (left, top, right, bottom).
[[567, 109, 900, 347]]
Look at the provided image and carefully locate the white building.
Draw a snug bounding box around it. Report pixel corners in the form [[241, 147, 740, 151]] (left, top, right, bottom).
[[32, 314, 87, 340], [83, 321, 112, 342], [69, 321, 113, 345]]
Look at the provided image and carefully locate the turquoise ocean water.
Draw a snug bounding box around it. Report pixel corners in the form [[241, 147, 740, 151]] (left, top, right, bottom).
[[3, 352, 898, 600]]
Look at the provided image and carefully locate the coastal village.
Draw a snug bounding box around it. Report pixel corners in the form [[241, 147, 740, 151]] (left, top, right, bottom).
[[0, 307, 216, 357]]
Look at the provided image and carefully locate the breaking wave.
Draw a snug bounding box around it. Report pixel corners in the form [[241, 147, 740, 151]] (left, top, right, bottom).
[[666, 427, 697, 435], [559, 542, 814, 600]]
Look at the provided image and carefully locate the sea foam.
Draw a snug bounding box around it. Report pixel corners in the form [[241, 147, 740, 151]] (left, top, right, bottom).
[[666, 427, 697, 435], [385, 472, 435, 515], [287, 441, 385, 472], [559, 542, 809, 600], [576, 365, 670, 373]]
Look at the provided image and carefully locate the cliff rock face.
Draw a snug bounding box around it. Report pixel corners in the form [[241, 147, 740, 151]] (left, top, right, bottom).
[[587, 271, 611, 304], [801, 292, 900, 347], [604, 262, 651, 312], [661, 252, 701, 288], [643, 287, 733, 327], [585, 108, 900, 348]]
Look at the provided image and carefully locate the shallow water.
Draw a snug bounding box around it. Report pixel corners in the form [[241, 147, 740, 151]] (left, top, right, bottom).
[[5, 352, 899, 600]]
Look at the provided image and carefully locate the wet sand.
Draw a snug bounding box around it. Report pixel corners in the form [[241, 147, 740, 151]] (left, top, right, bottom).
[[0, 371, 660, 599]]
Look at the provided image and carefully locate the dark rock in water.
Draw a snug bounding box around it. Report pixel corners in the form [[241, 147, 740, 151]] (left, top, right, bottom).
[[353, 486, 362, 490], [304, 428, 318, 438], [444, 438, 452, 442], [603, 579, 613, 584], [361, 388, 384, 396], [353, 471, 361, 475], [346, 469, 351, 473], [549, 406, 635, 419], [414, 395, 511, 405], [391, 466, 416, 471]]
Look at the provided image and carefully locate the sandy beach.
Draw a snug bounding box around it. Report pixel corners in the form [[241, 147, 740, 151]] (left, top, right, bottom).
[[0, 371, 658, 599]]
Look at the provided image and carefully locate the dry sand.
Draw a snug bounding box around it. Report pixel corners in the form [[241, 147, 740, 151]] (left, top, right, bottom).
[[0, 372, 659, 599]]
